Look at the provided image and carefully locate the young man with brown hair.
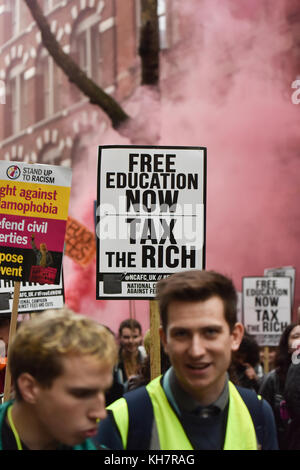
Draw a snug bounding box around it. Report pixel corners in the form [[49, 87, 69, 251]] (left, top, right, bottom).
[[94, 270, 278, 450], [116, 319, 146, 386]]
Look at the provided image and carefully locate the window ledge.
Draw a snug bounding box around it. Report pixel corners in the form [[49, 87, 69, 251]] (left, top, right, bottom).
[[0, 0, 69, 54], [0, 96, 89, 149]]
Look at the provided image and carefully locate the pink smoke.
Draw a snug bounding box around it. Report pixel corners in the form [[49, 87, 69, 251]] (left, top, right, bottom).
[[157, 0, 300, 316], [64, 0, 300, 331], [63, 126, 151, 334]]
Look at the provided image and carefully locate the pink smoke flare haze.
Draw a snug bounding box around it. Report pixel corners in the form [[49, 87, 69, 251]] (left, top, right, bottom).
[[64, 0, 300, 333]]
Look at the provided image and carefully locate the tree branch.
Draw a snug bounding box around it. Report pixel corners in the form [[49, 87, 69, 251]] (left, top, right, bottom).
[[24, 0, 129, 129], [139, 0, 160, 86]]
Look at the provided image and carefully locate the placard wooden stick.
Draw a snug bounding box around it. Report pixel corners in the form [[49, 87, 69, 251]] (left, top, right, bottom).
[[150, 300, 161, 380], [3, 281, 21, 402], [264, 346, 269, 374], [129, 300, 133, 320]]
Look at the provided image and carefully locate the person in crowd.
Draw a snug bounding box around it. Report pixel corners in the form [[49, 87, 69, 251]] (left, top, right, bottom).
[[0, 316, 22, 398], [297, 305, 300, 324], [259, 323, 300, 449], [127, 330, 171, 391], [0, 308, 117, 450], [267, 347, 278, 371], [115, 319, 146, 389], [94, 270, 278, 450], [259, 346, 278, 374], [283, 360, 300, 450], [258, 347, 269, 377], [0, 316, 10, 398], [102, 326, 125, 406], [254, 348, 265, 382], [0, 317, 10, 353], [229, 332, 261, 392]]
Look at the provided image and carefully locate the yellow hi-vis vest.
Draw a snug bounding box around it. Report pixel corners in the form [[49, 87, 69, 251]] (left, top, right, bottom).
[[108, 377, 259, 450]]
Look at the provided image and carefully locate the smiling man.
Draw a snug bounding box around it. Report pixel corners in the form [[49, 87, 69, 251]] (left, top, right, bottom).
[[0, 309, 117, 450], [115, 319, 145, 386], [94, 270, 278, 450]]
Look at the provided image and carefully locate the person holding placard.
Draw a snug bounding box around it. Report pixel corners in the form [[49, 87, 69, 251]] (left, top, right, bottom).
[[259, 323, 300, 449], [283, 361, 300, 449], [229, 332, 262, 393], [115, 319, 146, 389], [0, 317, 10, 354], [0, 309, 117, 450], [94, 270, 278, 450]]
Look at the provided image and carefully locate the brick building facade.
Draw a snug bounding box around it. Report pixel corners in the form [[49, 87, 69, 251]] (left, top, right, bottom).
[[0, 0, 177, 167], [0, 0, 179, 331], [0, 0, 142, 167]]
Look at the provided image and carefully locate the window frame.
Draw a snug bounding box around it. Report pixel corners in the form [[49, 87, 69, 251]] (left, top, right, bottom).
[[43, 0, 60, 15], [72, 12, 102, 83], [7, 62, 26, 134], [10, 0, 21, 37], [36, 48, 63, 121]]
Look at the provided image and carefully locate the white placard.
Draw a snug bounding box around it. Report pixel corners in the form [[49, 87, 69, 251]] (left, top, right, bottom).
[[0, 272, 64, 314], [96, 146, 206, 299], [264, 266, 295, 305], [243, 276, 292, 346]]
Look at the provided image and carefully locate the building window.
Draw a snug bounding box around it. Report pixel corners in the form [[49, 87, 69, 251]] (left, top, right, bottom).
[[53, 60, 64, 113], [40, 54, 51, 117], [136, 0, 169, 50], [158, 0, 168, 49], [36, 50, 63, 120], [7, 63, 27, 135], [10, 77, 18, 133], [39, 143, 62, 165], [10, 0, 21, 37], [72, 13, 102, 84], [43, 0, 60, 14], [0, 81, 5, 105]]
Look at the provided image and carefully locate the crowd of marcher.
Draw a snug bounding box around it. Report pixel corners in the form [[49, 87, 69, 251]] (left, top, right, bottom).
[[0, 269, 300, 450]]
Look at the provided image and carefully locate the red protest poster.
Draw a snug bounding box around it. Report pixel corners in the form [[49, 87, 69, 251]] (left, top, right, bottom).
[[0, 162, 72, 285]]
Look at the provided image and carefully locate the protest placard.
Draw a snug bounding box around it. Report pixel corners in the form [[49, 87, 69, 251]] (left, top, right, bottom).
[[237, 291, 242, 323], [243, 276, 292, 346], [0, 272, 64, 315], [65, 216, 96, 267], [0, 162, 72, 285], [96, 146, 206, 299], [0, 162, 71, 401], [264, 266, 296, 306]]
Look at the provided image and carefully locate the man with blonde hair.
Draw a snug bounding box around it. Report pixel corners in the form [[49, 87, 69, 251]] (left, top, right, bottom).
[[0, 308, 117, 450]]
